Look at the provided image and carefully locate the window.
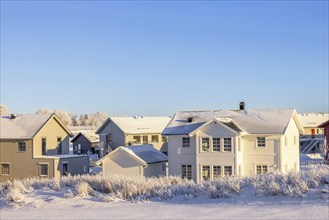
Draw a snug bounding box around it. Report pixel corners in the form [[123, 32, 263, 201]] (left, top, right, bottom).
[[223, 138, 232, 152], [42, 138, 47, 155], [257, 137, 266, 147], [1, 164, 9, 175], [213, 166, 221, 179], [224, 166, 232, 176], [18, 142, 26, 152], [202, 166, 210, 181], [57, 137, 62, 154], [151, 135, 159, 142], [142, 135, 148, 144], [40, 164, 48, 176], [201, 138, 210, 152], [133, 136, 141, 144], [212, 138, 221, 152], [181, 164, 192, 180], [162, 136, 168, 143], [182, 137, 190, 148], [106, 134, 111, 143], [256, 165, 268, 174]]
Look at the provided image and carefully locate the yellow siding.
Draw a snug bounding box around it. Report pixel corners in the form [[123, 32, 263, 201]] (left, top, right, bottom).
[[125, 134, 167, 151]]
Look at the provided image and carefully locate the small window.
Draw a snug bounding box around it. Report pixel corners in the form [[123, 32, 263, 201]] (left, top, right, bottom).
[[151, 135, 159, 143], [162, 136, 168, 143], [201, 138, 210, 152], [181, 164, 192, 180], [202, 166, 210, 181], [1, 164, 9, 175], [57, 137, 62, 154], [18, 142, 26, 152], [40, 164, 48, 176], [106, 134, 111, 143], [224, 166, 232, 176], [133, 136, 141, 144], [142, 135, 148, 144], [256, 165, 268, 174], [182, 137, 190, 148], [212, 138, 221, 152], [42, 138, 47, 155], [257, 137, 266, 147], [223, 138, 232, 152], [213, 166, 221, 179]]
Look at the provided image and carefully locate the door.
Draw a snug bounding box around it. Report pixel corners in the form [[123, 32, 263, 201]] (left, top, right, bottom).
[[63, 163, 68, 176]]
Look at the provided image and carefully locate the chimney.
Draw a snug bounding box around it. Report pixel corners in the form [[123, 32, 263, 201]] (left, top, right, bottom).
[[239, 102, 245, 111], [187, 117, 193, 123], [10, 114, 17, 119]]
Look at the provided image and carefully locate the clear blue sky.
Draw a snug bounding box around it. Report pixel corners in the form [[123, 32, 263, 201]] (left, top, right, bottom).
[[1, 1, 328, 116]]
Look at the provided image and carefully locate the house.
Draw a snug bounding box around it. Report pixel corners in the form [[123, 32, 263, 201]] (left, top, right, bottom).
[[0, 113, 89, 182], [71, 131, 100, 156], [95, 116, 171, 157], [95, 145, 167, 177], [298, 113, 329, 154], [162, 104, 304, 183], [318, 120, 329, 164], [298, 113, 329, 137]]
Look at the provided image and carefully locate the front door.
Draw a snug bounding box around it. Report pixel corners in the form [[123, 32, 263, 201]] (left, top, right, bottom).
[[63, 163, 68, 176]]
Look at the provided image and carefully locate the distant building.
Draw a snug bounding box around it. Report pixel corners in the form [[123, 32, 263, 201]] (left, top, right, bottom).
[[298, 113, 329, 137], [95, 116, 171, 157], [71, 131, 100, 156], [163, 105, 304, 183], [95, 145, 167, 177], [0, 113, 89, 182]]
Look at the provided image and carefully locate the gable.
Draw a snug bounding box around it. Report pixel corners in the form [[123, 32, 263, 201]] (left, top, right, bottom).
[[105, 150, 144, 168], [34, 115, 72, 139], [194, 120, 239, 137]]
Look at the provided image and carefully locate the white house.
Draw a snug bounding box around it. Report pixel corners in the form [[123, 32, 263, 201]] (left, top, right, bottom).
[[95, 145, 168, 178], [95, 116, 171, 157], [162, 106, 304, 183]]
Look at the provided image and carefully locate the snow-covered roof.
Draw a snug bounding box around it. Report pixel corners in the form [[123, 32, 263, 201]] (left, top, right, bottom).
[[125, 145, 168, 164], [71, 130, 99, 143], [163, 109, 301, 135], [298, 113, 329, 128], [0, 114, 53, 139], [96, 116, 171, 134]]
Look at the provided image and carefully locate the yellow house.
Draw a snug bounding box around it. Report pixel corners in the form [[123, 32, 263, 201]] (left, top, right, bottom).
[[0, 113, 89, 182]]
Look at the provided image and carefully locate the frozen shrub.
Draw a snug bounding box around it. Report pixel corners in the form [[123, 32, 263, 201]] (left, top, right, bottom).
[[5, 187, 25, 204], [64, 189, 75, 198], [50, 179, 61, 191], [75, 181, 93, 197]]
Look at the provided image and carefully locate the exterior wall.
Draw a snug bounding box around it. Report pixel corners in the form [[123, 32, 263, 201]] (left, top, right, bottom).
[[101, 152, 143, 177], [195, 121, 237, 182], [54, 156, 90, 177], [99, 121, 125, 155], [242, 135, 280, 176], [280, 118, 300, 174], [303, 127, 324, 135], [0, 139, 55, 182], [125, 134, 168, 152], [72, 135, 92, 154], [167, 135, 197, 181], [143, 162, 167, 177], [323, 124, 329, 162], [33, 116, 70, 156]]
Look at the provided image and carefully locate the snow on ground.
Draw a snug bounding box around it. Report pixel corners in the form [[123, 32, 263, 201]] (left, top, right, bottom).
[[1, 190, 328, 219]]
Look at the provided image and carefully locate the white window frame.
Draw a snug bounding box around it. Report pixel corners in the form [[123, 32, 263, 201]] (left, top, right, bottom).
[[201, 137, 210, 152], [223, 138, 232, 152], [256, 137, 266, 148], [39, 163, 49, 177], [182, 137, 190, 148], [255, 164, 268, 174], [0, 163, 10, 176], [213, 165, 221, 179], [181, 164, 192, 180], [223, 165, 233, 176], [212, 138, 221, 152], [202, 165, 210, 181]]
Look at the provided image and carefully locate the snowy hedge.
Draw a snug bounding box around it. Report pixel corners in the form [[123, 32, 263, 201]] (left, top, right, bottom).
[[1, 164, 328, 206]]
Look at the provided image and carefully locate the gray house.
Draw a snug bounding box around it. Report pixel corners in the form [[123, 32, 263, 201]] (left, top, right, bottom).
[[71, 131, 100, 156]]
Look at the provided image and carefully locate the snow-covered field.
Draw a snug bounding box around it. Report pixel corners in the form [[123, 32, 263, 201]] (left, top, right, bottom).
[[1, 164, 329, 220]]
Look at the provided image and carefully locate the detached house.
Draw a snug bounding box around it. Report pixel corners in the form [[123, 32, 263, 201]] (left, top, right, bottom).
[[162, 104, 304, 183], [96, 116, 171, 156], [71, 131, 100, 156], [0, 113, 89, 182]]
